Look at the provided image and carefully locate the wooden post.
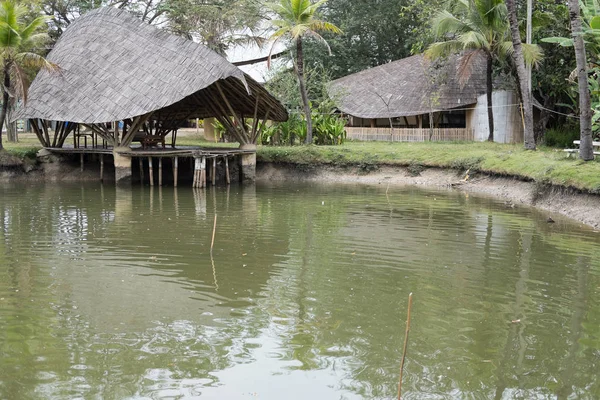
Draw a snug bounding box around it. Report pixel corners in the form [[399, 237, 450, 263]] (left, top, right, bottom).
[[80, 153, 84, 172], [194, 157, 201, 188], [148, 157, 154, 186], [158, 158, 163, 186], [212, 157, 216, 186], [100, 154, 104, 182], [173, 156, 178, 187], [225, 157, 230, 185], [397, 293, 414, 400], [139, 158, 144, 182], [200, 157, 207, 188]]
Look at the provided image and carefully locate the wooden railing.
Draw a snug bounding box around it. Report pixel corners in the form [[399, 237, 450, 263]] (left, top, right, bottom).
[[345, 127, 475, 142]]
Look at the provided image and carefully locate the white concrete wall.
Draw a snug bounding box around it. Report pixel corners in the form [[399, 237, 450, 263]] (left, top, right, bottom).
[[469, 90, 524, 143]]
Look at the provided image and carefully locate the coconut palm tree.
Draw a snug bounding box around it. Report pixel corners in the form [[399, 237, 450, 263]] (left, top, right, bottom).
[[568, 0, 594, 161], [506, 0, 536, 150], [426, 0, 541, 143], [0, 0, 57, 149], [267, 0, 341, 144]]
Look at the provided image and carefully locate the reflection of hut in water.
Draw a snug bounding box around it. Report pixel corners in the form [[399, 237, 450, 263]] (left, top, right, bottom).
[[15, 7, 287, 186], [26, 184, 292, 333]]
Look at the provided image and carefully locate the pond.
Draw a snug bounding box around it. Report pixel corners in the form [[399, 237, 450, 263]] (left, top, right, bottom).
[[0, 182, 599, 399]]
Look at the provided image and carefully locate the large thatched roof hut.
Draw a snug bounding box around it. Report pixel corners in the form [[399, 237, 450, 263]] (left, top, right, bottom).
[[16, 7, 287, 148], [329, 53, 524, 143]]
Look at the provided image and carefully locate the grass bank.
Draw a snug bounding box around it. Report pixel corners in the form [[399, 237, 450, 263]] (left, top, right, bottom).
[[258, 141, 600, 194], [5, 134, 600, 193]]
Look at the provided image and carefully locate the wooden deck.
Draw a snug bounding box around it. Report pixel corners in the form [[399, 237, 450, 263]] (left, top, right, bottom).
[[44, 145, 255, 187], [44, 145, 254, 158]]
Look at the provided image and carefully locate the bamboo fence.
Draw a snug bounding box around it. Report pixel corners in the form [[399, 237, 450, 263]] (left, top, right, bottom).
[[345, 127, 475, 142]]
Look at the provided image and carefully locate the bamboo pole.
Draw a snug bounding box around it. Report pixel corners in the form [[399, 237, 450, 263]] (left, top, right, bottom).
[[397, 292, 414, 400], [225, 157, 230, 185], [212, 157, 216, 186], [173, 157, 178, 187], [193, 158, 199, 188], [201, 157, 206, 188], [100, 154, 104, 182], [158, 158, 163, 186], [139, 158, 144, 182], [210, 214, 217, 253], [148, 157, 154, 186]]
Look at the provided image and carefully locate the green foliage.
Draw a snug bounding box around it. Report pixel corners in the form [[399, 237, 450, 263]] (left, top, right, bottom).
[[265, 65, 333, 111], [544, 126, 581, 148], [166, 0, 265, 54], [260, 106, 347, 146], [311, 106, 347, 145], [260, 113, 305, 146], [303, 0, 448, 79], [542, 0, 600, 135]]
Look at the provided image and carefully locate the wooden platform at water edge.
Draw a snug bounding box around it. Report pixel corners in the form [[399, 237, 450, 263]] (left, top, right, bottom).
[[44, 145, 254, 188]]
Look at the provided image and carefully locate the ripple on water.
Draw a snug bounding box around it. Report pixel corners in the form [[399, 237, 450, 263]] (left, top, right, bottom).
[[0, 183, 599, 399]]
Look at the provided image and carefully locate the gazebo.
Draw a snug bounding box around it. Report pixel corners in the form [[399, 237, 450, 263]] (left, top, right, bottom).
[[15, 7, 288, 185]]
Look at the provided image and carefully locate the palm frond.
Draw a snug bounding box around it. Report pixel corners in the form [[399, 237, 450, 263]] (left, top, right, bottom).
[[267, 35, 285, 69], [499, 40, 514, 57], [290, 24, 310, 39], [9, 62, 29, 103], [305, 0, 329, 16], [426, 40, 464, 59], [19, 15, 50, 41], [459, 30, 489, 50], [309, 20, 342, 34], [269, 26, 290, 40], [15, 52, 60, 73], [521, 43, 544, 68], [305, 30, 331, 54], [457, 49, 484, 87], [0, 20, 20, 48], [432, 10, 471, 37]]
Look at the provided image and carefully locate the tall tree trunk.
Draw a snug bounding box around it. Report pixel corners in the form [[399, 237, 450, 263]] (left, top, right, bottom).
[[296, 37, 313, 144], [0, 69, 9, 151], [568, 0, 595, 160], [6, 106, 17, 143], [486, 53, 495, 142], [506, 0, 536, 150]]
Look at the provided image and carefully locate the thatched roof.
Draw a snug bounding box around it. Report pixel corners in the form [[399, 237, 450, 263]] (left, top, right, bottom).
[[15, 7, 287, 123], [329, 53, 488, 119]]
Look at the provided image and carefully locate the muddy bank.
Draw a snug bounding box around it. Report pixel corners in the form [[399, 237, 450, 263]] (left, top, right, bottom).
[[257, 163, 600, 230], [0, 152, 109, 183]]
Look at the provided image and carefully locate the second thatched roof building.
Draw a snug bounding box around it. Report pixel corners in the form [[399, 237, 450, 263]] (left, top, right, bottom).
[[329, 53, 524, 143]]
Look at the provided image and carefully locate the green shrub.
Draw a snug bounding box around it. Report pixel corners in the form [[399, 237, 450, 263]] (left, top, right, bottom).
[[260, 107, 347, 146], [544, 126, 580, 148]]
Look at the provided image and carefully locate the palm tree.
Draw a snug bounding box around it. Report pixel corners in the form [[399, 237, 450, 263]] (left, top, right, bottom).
[[506, 0, 536, 150], [267, 0, 341, 144], [426, 0, 541, 143], [0, 0, 57, 150], [568, 0, 594, 161]]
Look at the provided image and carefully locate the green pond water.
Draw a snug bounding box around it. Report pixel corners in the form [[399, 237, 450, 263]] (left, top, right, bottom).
[[0, 182, 599, 399]]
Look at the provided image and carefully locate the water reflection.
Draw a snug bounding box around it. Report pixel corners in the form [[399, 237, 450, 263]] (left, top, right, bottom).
[[0, 182, 599, 399]]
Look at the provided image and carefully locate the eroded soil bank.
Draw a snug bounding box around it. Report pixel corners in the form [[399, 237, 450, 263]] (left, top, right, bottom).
[[257, 163, 600, 230]]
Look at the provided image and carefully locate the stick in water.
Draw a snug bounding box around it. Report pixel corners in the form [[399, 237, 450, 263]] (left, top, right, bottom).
[[397, 292, 414, 400], [211, 214, 217, 253]]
